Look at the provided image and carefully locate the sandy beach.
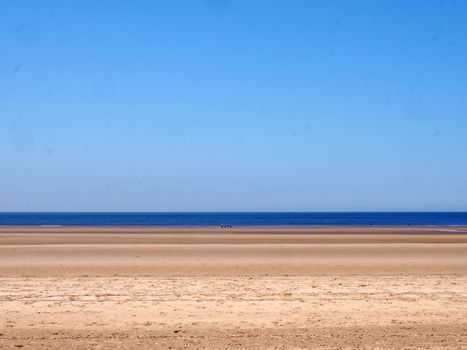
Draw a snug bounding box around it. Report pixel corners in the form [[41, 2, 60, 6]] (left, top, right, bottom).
[[1, 226, 467, 349]]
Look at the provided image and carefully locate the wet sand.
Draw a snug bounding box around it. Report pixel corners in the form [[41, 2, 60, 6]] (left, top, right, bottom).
[[1, 226, 466, 349]]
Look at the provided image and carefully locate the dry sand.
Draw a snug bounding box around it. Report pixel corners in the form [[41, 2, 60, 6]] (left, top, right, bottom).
[[0, 226, 466, 349]]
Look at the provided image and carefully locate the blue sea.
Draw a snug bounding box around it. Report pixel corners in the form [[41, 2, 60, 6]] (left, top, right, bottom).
[[0, 212, 467, 226]]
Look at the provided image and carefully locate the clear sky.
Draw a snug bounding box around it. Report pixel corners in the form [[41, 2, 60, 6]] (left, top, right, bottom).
[[1, 0, 466, 212]]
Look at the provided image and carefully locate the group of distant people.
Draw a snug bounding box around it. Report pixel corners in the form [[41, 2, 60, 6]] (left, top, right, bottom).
[[220, 224, 232, 228]]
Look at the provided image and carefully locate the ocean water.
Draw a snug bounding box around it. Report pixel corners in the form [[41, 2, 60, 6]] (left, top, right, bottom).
[[0, 212, 467, 226]]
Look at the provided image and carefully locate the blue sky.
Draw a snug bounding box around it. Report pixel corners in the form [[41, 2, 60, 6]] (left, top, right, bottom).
[[1, 0, 466, 211]]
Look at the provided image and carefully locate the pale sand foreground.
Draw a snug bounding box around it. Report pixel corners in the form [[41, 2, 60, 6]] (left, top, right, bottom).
[[0, 226, 467, 349]]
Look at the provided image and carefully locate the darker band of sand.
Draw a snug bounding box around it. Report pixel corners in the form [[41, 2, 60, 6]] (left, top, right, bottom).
[[1, 226, 467, 276]]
